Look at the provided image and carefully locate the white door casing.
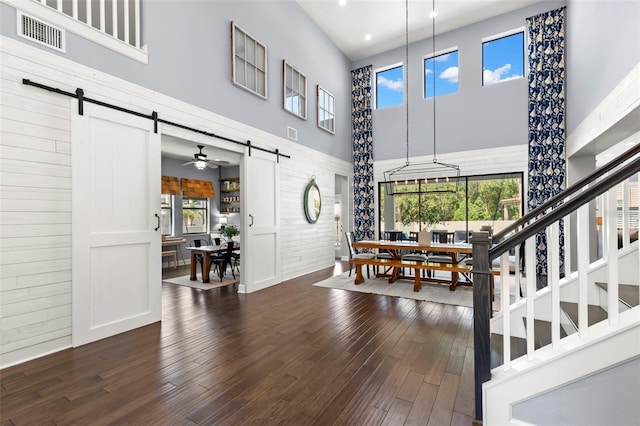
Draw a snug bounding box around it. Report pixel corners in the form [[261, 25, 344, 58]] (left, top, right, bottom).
[[241, 148, 281, 293], [72, 104, 161, 346]]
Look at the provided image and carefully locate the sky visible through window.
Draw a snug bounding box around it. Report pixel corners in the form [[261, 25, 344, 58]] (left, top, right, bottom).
[[424, 50, 459, 98], [375, 32, 524, 107], [483, 32, 524, 85], [376, 65, 403, 109]]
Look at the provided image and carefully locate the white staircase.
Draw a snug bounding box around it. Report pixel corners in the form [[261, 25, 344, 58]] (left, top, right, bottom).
[[476, 164, 640, 424]]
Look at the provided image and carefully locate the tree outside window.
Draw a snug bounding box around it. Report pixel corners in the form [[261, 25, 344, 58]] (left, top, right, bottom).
[[182, 198, 208, 234]]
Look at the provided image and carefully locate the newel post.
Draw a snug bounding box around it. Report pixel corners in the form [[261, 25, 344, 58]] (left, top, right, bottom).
[[472, 231, 491, 423]]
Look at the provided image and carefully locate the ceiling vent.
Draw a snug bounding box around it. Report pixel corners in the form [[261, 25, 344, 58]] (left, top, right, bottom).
[[287, 126, 298, 141], [18, 12, 65, 52]]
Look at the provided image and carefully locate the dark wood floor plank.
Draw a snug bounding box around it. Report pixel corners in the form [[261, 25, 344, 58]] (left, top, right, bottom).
[[0, 261, 477, 424]]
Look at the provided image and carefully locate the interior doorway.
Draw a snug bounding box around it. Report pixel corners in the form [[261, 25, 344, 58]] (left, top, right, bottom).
[[160, 133, 243, 281]]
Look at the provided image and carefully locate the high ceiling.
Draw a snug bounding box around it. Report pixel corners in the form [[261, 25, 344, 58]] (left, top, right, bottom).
[[296, 0, 544, 61]]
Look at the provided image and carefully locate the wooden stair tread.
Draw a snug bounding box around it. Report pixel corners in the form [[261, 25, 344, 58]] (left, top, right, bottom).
[[595, 282, 639, 308], [522, 319, 567, 349], [490, 333, 527, 368], [559, 301, 608, 327]]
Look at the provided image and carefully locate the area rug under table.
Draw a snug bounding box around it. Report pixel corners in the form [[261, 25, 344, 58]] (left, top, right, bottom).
[[313, 271, 474, 307], [162, 274, 239, 290]]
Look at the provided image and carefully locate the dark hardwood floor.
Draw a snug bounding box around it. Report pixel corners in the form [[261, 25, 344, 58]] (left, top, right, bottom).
[[1, 261, 476, 425]]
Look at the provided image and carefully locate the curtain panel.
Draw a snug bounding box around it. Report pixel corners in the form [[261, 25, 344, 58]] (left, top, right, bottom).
[[527, 7, 566, 276], [351, 65, 375, 241]]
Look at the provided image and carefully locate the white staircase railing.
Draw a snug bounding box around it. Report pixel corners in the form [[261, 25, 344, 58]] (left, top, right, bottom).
[[472, 144, 640, 423]]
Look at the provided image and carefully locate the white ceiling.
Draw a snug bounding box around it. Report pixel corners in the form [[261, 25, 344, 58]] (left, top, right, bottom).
[[296, 0, 544, 61]]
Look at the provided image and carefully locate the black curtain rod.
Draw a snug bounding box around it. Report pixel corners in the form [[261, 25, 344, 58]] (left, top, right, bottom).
[[22, 78, 290, 161]]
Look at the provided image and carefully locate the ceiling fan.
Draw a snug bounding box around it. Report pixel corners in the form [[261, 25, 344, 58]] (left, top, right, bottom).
[[182, 145, 229, 170]]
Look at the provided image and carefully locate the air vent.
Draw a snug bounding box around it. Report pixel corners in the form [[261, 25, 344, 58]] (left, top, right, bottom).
[[18, 12, 65, 52], [287, 126, 298, 141]]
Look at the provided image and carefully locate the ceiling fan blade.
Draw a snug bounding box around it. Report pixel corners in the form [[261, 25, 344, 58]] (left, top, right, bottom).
[[181, 161, 195, 166]]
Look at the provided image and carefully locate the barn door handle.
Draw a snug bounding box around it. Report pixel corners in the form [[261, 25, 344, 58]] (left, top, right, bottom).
[[249, 214, 254, 227], [154, 213, 160, 231]]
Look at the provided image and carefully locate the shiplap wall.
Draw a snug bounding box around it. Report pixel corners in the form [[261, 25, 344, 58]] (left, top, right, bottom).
[[279, 144, 352, 281], [0, 35, 353, 367], [0, 66, 73, 367]]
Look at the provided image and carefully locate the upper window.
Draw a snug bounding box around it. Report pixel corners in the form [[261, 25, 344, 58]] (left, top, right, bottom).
[[424, 48, 459, 98], [482, 30, 525, 86], [283, 61, 307, 119], [317, 86, 335, 134], [182, 198, 208, 234], [375, 64, 403, 109], [232, 22, 267, 98]]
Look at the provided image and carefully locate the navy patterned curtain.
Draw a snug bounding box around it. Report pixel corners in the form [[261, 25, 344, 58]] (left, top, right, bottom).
[[351, 66, 375, 241], [527, 7, 566, 276]]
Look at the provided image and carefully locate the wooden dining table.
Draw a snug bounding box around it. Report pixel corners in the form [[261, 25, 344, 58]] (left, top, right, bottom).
[[351, 239, 473, 289], [185, 243, 240, 283]]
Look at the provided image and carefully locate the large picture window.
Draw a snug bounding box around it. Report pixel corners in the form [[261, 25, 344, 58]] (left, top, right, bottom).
[[482, 30, 525, 86], [182, 198, 208, 234], [232, 22, 267, 98], [378, 173, 523, 238], [424, 48, 459, 98], [374, 64, 403, 109]]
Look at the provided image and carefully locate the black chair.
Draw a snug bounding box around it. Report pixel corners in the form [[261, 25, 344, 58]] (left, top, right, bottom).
[[191, 238, 211, 278], [210, 241, 235, 281], [345, 231, 375, 278]]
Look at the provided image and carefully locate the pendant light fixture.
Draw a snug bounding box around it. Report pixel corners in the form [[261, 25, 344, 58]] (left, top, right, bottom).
[[383, 0, 460, 196]]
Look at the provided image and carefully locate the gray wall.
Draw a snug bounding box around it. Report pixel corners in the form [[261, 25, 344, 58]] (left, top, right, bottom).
[[0, 1, 353, 162], [351, 1, 566, 161], [565, 0, 640, 134], [513, 356, 640, 425]]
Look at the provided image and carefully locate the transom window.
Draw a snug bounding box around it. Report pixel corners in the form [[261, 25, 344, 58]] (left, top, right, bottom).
[[374, 64, 403, 110], [317, 86, 335, 134], [182, 198, 208, 234], [232, 22, 267, 98], [424, 48, 459, 98], [283, 60, 307, 119], [482, 30, 525, 86]]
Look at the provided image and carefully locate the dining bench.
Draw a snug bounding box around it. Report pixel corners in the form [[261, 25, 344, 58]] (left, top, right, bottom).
[[349, 257, 499, 292]]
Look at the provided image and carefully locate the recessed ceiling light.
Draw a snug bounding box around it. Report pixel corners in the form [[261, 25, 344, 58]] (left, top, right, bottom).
[[338, 0, 346, 6], [364, 33, 372, 41]]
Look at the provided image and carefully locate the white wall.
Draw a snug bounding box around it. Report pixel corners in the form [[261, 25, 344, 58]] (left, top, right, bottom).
[[0, 36, 352, 367], [0, 61, 73, 367]]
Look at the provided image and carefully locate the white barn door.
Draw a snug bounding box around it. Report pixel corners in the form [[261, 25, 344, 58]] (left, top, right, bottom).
[[72, 104, 161, 346], [241, 148, 280, 292]]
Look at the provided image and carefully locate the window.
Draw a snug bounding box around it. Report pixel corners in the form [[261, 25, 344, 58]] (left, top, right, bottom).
[[283, 60, 307, 119], [378, 173, 523, 236], [482, 30, 525, 86], [317, 85, 335, 134], [182, 198, 208, 234], [375, 64, 403, 109], [232, 22, 267, 98], [424, 49, 459, 98], [161, 194, 173, 235]]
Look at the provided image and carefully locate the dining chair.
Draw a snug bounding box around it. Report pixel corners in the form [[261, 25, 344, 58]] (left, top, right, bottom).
[[345, 231, 374, 278], [191, 239, 211, 278], [210, 241, 235, 281]]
